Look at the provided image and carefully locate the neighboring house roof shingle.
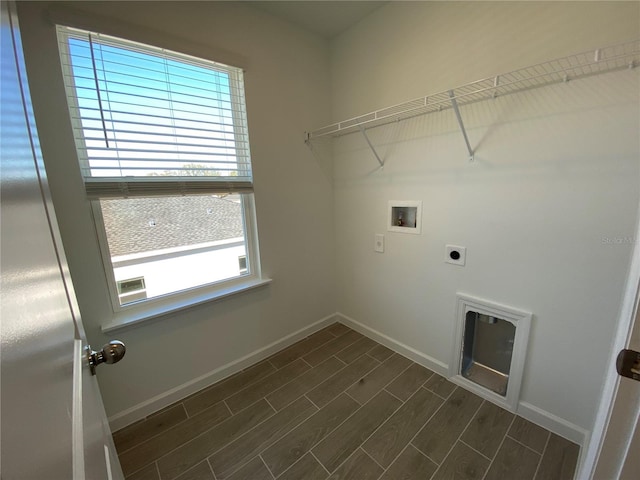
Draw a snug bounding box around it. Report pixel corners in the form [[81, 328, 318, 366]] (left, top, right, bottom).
[[101, 195, 244, 257]]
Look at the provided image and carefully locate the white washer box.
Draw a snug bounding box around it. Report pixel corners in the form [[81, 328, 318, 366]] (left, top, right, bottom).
[[388, 200, 422, 234]]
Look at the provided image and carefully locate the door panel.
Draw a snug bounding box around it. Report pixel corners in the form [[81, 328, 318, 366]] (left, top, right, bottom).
[[619, 413, 640, 479], [0, 2, 122, 478], [81, 341, 124, 479], [593, 281, 640, 478]]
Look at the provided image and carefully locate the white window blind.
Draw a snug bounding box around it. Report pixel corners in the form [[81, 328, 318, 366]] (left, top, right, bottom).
[[56, 26, 253, 198]]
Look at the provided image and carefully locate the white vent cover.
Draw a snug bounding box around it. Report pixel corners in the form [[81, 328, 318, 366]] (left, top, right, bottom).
[[450, 293, 532, 412]]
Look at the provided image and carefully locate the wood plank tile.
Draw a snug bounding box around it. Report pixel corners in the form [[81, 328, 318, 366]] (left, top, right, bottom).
[[183, 361, 276, 416], [120, 401, 231, 476], [266, 356, 345, 411], [307, 354, 379, 407], [127, 463, 159, 480], [335, 336, 378, 364], [379, 445, 437, 480], [262, 394, 359, 477], [424, 374, 457, 399], [534, 433, 579, 480], [278, 453, 328, 480], [303, 330, 363, 366], [460, 401, 514, 459], [326, 449, 382, 480], [508, 417, 550, 454], [431, 442, 490, 480], [484, 437, 540, 480], [208, 397, 317, 479], [269, 328, 336, 369], [327, 323, 352, 337], [156, 399, 274, 480], [412, 388, 483, 464], [226, 457, 272, 480], [226, 359, 311, 413], [115, 404, 188, 454], [346, 353, 412, 405], [312, 390, 401, 472], [363, 388, 443, 467], [173, 461, 215, 480], [368, 344, 394, 363], [386, 363, 434, 401]]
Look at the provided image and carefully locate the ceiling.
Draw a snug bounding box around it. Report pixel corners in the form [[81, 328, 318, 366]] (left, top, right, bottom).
[[246, 1, 387, 39]]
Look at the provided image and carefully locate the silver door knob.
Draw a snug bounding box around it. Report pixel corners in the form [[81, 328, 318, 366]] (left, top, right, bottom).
[[87, 340, 126, 375]]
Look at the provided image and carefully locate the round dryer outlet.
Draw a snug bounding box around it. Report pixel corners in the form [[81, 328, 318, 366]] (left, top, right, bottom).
[[445, 245, 466, 266]]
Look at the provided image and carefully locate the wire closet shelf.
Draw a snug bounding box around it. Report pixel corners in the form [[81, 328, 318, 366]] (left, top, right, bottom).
[[306, 39, 640, 140]]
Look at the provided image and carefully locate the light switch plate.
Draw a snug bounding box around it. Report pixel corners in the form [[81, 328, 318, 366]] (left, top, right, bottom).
[[375, 234, 385, 253], [445, 245, 466, 266]]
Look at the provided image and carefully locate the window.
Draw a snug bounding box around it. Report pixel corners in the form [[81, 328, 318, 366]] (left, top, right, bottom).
[[56, 26, 262, 312], [117, 277, 147, 304], [238, 255, 248, 274]]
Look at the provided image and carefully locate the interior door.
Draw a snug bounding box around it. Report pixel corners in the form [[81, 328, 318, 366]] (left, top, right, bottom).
[[0, 1, 123, 478], [593, 291, 640, 479]]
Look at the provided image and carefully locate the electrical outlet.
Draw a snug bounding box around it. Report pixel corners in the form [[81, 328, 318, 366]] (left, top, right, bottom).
[[445, 245, 466, 266], [375, 234, 384, 253]]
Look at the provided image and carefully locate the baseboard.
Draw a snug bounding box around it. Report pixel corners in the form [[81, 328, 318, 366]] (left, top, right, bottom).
[[335, 312, 449, 377], [335, 312, 589, 449], [108, 313, 338, 431], [518, 401, 589, 447]]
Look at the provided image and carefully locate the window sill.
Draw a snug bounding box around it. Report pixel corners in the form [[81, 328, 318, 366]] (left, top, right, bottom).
[[101, 277, 272, 333]]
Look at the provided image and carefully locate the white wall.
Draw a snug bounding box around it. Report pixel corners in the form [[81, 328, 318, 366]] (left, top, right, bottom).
[[330, 1, 639, 439], [112, 242, 246, 301], [17, 1, 335, 419]]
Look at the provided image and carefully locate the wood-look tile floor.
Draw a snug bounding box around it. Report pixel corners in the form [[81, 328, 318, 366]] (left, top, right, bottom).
[[114, 323, 580, 480]]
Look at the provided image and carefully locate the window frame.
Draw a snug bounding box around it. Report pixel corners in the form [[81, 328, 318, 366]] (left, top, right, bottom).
[[56, 25, 267, 327]]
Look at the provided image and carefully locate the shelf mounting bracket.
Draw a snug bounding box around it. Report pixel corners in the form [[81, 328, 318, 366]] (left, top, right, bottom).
[[358, 125, 384, 168], [448, 90, 475, 162]]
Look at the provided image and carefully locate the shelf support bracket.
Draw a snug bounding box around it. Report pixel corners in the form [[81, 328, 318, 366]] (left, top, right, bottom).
[[448, 90, 475, 162], [358, 125, 384, 168]]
